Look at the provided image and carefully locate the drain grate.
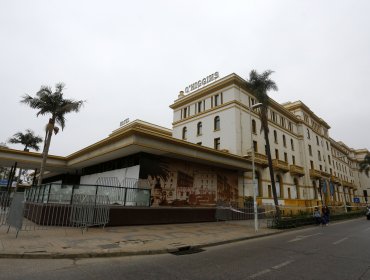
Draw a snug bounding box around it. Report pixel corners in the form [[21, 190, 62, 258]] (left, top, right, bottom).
[[170, 246, 205, 256]]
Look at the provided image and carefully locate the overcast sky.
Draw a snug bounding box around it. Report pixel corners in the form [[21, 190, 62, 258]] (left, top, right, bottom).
[[1, 0, 369, 156]]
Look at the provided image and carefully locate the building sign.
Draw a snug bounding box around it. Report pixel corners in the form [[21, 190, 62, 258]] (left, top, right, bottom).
[[185, 71, 219, 93], [120, 118, 130, 127]]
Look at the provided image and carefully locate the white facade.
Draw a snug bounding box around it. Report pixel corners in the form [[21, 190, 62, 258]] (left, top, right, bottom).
[[170, 73, 370, 206]]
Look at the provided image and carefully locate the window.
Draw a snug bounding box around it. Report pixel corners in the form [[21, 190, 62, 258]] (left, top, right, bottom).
[[197, 101, 202, 113], [291, 139, 294, 150], [214, 116, 220, 131], [326, 141, 329, 150], [182, 127, 187, 140], [316, 136, 319, 146], [253, 141, 258, 152], [214, 94, 219, 106], [318, 151, 321, 161], [197, 122, 202, 136], [275, 149, 279, 159], [283, 135, 286, 147], [252, 119, 257, 134], [292, 155, 296, 165], [197, 142, 202, 145], [284, 152, 288, 163], [307, 129, 310, 139], [328, 155, 331, 165], [310, 160, 314, 169], [288, 122, 293, 132], [268, 185, 272, 198], [308, 145, 312, 156], [274, 130, 278, 143], [319, 165, 322, 171], [214, 138, 220, 150], [183, 107, 187, 119]]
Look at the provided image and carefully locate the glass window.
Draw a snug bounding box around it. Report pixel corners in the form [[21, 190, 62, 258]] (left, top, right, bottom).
[[214, 116, 220, 130], [214, 138, 220, 150], [252, 119, 257, 134], [182, 127, 187, 140], [197, 122, 202, 136], [291, 139, 294, 150]]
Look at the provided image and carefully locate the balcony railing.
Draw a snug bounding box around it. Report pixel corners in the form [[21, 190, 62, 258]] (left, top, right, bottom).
[[289, 165, 305, 176], [272, 159, 289, 172], [330, 175, 340, 183], [245, 151, 268, 166], [320, 170, 331, 178], [309, 169, 322, 178]]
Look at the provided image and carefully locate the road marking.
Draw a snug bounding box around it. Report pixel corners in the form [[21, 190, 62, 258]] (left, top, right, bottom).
[[333, 237, 348, 245], [249, 269, 271, 279], [288, 233, 322, 242], [272, 260, 294, 270]]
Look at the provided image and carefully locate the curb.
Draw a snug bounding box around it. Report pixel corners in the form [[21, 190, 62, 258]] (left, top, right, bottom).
[[0, 231, 282, 260]]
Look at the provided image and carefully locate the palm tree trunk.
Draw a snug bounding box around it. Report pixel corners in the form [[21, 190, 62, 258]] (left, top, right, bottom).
[[37, 126, 53, 186], [261, 108, 281, 220]]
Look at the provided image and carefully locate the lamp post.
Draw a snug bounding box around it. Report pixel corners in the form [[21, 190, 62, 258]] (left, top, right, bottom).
[[249, 102, 263, 232]]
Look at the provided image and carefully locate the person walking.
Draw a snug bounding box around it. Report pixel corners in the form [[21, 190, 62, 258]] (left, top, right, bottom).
[[321, 206, 330, 226], [313, 207, 321, 225]]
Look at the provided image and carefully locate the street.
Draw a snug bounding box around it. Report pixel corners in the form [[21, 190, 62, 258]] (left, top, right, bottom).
[[1, 218, 369, 280]]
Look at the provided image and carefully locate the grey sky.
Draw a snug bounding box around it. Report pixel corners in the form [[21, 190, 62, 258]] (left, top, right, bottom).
[[1, 0, 369, 155]]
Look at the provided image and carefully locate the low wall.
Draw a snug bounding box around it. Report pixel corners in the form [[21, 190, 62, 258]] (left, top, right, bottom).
[[109, 206, 217, 226], [24, 203, 217, 226]]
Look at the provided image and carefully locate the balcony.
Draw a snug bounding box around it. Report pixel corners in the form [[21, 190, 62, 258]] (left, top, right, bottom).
[[320, 170, 331, 178], [272, 159, 289, 172], [309, 169, 322, 179], [330, 175, 340, 183], [244, 152, 268, 166], [289, 164, 305, 176]]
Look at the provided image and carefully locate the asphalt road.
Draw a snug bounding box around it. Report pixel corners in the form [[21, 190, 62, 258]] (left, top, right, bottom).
[[1, 218, 369, 280]]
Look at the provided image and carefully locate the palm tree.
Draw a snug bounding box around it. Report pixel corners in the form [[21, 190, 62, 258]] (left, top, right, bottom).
[[246, 70, 281, 220], [360, 154, 370, 177], [21, 83, 85, 186], [8, 129, 43, 152], [8, 129, 43, 188]]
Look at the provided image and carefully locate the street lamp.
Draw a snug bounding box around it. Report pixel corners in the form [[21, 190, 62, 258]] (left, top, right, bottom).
[[249, 102, 263, 232]]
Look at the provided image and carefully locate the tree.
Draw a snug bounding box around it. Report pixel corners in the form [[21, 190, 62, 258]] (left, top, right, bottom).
[[246, 70, 281, 220], [360, 154, 370, 177], [8, 129, 43, 188], [21, 83, 85, 186], [8, 129, 43, 152], [0, 143, 10, 179]]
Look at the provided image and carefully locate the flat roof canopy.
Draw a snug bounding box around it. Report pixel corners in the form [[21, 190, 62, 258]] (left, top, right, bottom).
[[0, 121, 253, 179]]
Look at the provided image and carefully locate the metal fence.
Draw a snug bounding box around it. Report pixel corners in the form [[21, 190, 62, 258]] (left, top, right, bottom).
[[0, 191, 112, 236], [215, 201, 368, 229], [25, 182, 151, 206]]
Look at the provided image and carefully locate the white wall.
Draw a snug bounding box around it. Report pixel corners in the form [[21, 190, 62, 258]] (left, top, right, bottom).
[[80, 165, 140, 185]]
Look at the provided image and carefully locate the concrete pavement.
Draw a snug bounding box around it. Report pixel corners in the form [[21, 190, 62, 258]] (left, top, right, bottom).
[[0, 221, 280, 259]]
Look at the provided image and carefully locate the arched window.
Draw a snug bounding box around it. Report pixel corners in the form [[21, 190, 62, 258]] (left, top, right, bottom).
[[276, 175, 283, 198], [294, 178, 299, 199], [197, 122, 202, 136], [313, 180, 318, 199], [256, 171, 262, 198], [182, 127, 187, 140], [252, 119, 256, 134], [274, 130, 278, 143], [291, 138, 294, 150], [214, 116, 220, 131]]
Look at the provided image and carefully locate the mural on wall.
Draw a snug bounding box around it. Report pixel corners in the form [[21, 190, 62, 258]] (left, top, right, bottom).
[[139, 155, 238, 207]]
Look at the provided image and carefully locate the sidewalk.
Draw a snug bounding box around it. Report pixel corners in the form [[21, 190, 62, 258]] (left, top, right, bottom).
[[0, 221, 280, 259]]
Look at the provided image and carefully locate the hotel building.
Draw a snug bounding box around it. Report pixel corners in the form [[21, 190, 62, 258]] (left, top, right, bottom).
[[0, 73, 369, 212]]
